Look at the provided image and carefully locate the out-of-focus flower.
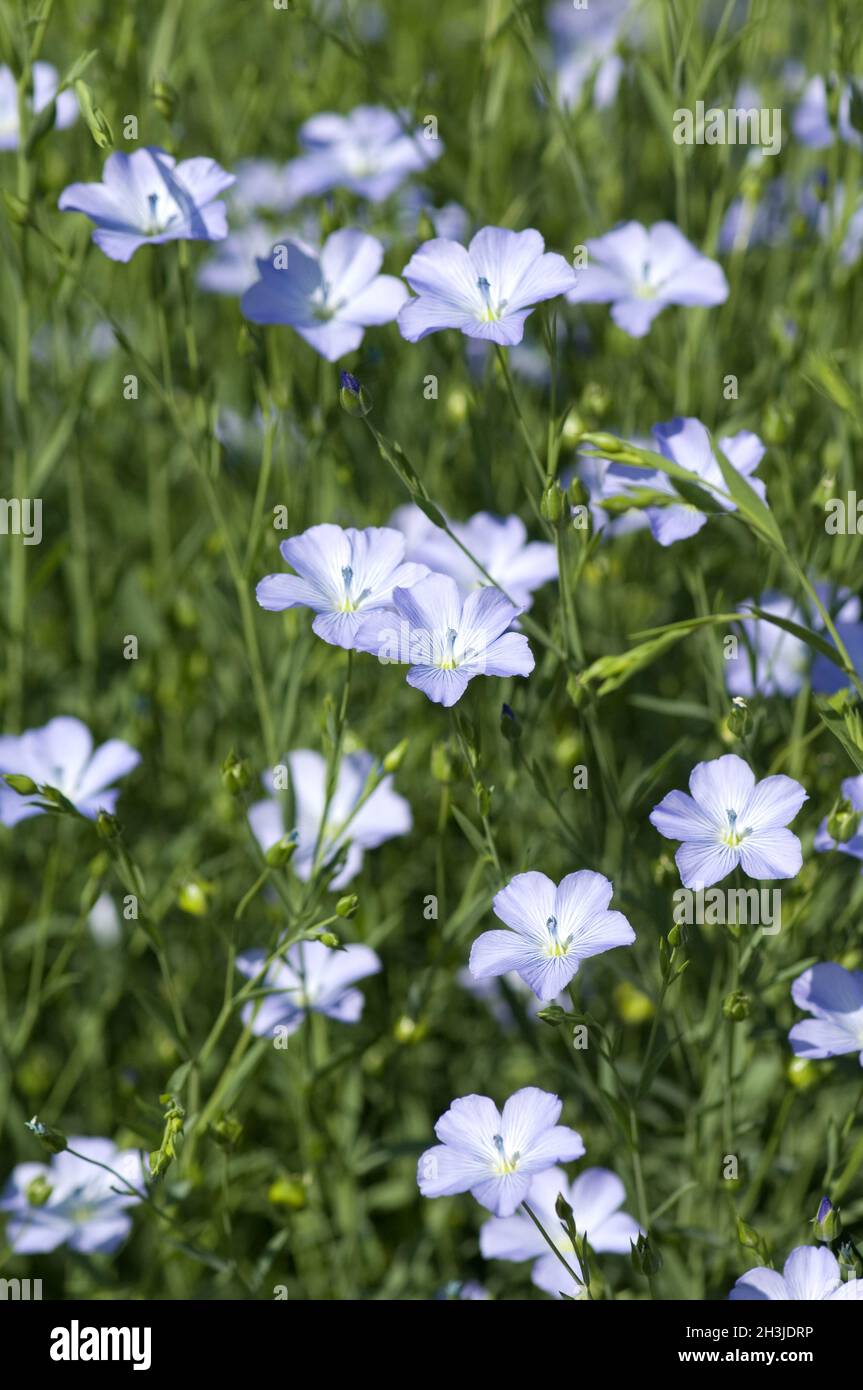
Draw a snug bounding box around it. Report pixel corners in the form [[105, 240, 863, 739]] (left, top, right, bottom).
[[58, 148, 234, 262], [788, 963, 863, 1066], [566, 221, 728, 337], [235, 940, 381, 1037], [391, 504, 557, 609], [730, 1244, 863, 1300], [0, 62, 77, 150], [0, 717, 140, 826], [0, 1138, 144, 1254], [241, 228, 407, 361], [284, 105, 441, 202]]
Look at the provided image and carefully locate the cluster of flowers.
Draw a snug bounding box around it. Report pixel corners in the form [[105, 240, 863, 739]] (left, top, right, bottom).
[[2, 16, 862, 1296]]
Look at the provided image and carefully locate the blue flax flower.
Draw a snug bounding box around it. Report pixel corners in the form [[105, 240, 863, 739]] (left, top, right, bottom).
[[789, 963, 863, 1066], [354, 572, 535, 706], [566, 221, 728, 337], [417, 1088, 585, 1216], [256, 523, 428, 649], [0, 716, 139, 827], [650, 754, 807, 889], [235, 940, 381, 1038], [58, 147, 234, 262], [284, 105, 442, 203], [0, 1138, 145, 1255], [470, 869, 635, 1001], [480, 1165, 641, 1299], [241, 228, 407, 361], [730, 1245, 862, 1300], [398, 226, 577, 346]]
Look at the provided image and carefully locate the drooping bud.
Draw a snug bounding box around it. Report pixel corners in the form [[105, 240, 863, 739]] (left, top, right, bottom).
[[25, 1116, 67, 1154]]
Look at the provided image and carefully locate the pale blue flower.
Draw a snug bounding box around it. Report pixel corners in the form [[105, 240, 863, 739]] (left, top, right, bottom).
[[354, 572, 534, 707], [235, 940, 381, 1038], [480, 1165, 641, 1298], [793, 76, 863, 150], [417, 1087, 585, 1216], [285, 105, 441, 202], [248, 748, 411, 889], [470, 870, 634, 1002], [730, 1245, 863, 1300], [814, 775, 863, 867], [0, 716, 140, 827], [0, 62, 77, 150], [650, 754, 807, 889], [0, 1138, 145, 1254], [392, 504, 557, 609], [789, 963, 863, 1066], [256, 522, 428, 648], [241, 228, 407, 361], [398, 227, 577, 346], [567, 221, 728, 337], [58, 147, 234, 262]]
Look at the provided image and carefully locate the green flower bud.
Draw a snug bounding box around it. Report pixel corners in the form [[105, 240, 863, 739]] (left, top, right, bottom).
[[430, 740, 454, 783], [727, 696, 749, 739], [540, 479, 565, 523], [318, 931, 339, 948], [26, 1174, 53, 1207], [722, 990, 751, 1022], [827, 797, 860, 844], [221, 750, 251, 795], [151, 75, 178, 121], [25, 1116, 67, 1153], [500, 702, 521, 742], [268, 1176, 307, 1209], [446, 388, 469, 424], [96, 810, 122, 840], [393, 1014, 427, 1044], [382, 738, 409, 774], [265, 834, 298, 868], [74, 80, 113, 149], [336, 894, 358, 919], [178, 879, 209, 916], [537, 1004, 568, 1027], [210, 1112, 243, 1150], [3, 773, 39, 796], [580, 381, 612, 420], [631, 1231, 662, 1276]]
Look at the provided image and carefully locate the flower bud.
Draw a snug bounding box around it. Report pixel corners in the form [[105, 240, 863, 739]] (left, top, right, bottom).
[[580, 381, 611, 420], [630, 1232, 662, 1276], [382, 738, 409, 774], [726, 696, 749, 739], [430, 740, 454, 783], [96, 810, 121, 840], [722, 989, 751, 1022], [500, 702, 521, 742], [318, 931, 339, 948], [210, 1113, 243, 1150], [26, 1174, 53, 1207], [3, 773, 38, 796], [393, 1014, 427, 1044], [613, 980, 654, 1024], [268, 1176, 307, 1209], [178, 879, 209, 916], [540, 479, 565, 523], [221, 750, 251, 795], [814, 1196, 841, 1242], [537, 1004, 568, 1027], [336, 894, 358, 918], [265, 833, 298, 868], [827, 797, 860, 844], [25, 1116, 67, 1153], [150, 75, 178, 121], [446, 388, 469, 424], [761, 402, 793, 446], [339, 371, 372, 418]]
